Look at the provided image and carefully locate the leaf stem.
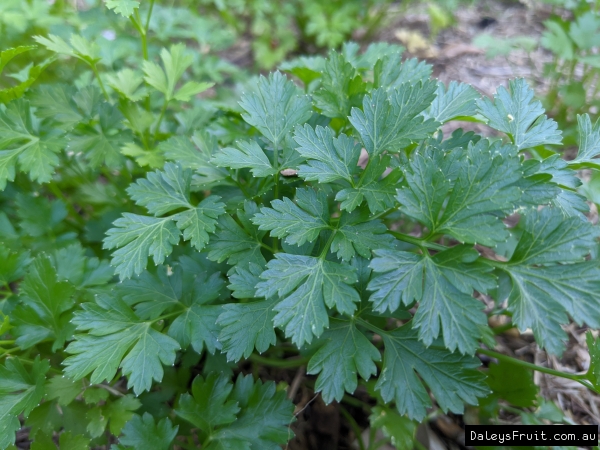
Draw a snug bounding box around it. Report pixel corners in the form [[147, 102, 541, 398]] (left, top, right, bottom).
[[340, 406, 366, 450], [477, 348, 597, 392], [388, 231, 446, 251], [90, 64, 109, 101], [248, 354, 310, 368], [153, 99, 169, 143], [370, 205, 399, 221]]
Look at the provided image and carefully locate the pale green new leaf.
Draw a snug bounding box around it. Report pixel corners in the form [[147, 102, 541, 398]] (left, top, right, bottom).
[[369, 246, 494, 354], [0, 99, 63, 189], [256, 254, 360, 346], [173, 81, 214, 101], [253, 188, 330, 246], [423, 81, 479, 123], [118, 413, 178, 450], [239, 71, 312, 146], [375, 325, 488, 421], [174, 196, 226, 251], [211, 140, 276, 177], [143, 44, 195, 101], [477, 78, 562, 150], [63, 295, 180, 395], [294, 124, 361, 184], [105, 0, 140, 17], [0, 358, 49, 450], [349, 83, 439, 156], [106, 69, 147, 102], [34, 34, 100, 65], [217, 298, 278, 361], [0, 46, 36, 74], [307, 320, 380, 403], [374, 55, 432, 89]]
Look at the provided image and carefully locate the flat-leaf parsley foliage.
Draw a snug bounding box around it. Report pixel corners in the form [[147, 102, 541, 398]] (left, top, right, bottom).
[[1, 30, 600, 449]]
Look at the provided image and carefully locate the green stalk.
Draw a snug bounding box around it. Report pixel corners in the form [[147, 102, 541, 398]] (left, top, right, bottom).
[[477, 348, 596, 392], [248, 354, 309, 369], [387, 230, 446, 251], [340, 406, 366, 450], [90, 64, 109, 101], [153, 99, 169, 142]]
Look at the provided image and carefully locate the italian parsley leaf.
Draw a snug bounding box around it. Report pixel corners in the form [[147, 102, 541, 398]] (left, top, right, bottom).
[[307, 319, 380, 403], [477, 78, 562, 150], [63, 294, 180, 395], [375, 325, 488, 421], [117, 413, 178, 450]]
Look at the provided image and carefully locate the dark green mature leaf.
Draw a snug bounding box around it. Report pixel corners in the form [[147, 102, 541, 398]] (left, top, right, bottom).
[[503, 208, 600, 355], [486, 360, 538, 408], [63, 294, 180, 395], [374, 55, 432, 89], [349, 83, 439, 156], [176, 373, 240, 431], [397, 140, 521, 246], [294, 124, 361, 184], [477, 78, 562, 150], [307, 320, 380, 403], [105, 163, 225, 278], [369, 406, 416, 450], [217, 298, 278, 361], [571, 114, 600, 167], [369, 246, 494, 353], [118, 413, 178, 450], [239, 71, 312, 146], [212, 140, 276, 177], [227, 262, 264, 299], [253, 188, 330, 246], [0, 99, 63, 189], [312, 51, 367, 119], [424, 81, 480, 123], [12, 256, 75, 350], [104, 214, 180, 279], [336, 155, 401, 214], [256, 254, 360, 346], [332, 214, 394, 261], [375, 325, 488, 421], [207, 201, 267, 269], [0, 357, 49, 449], [209, 374, 295, 450]]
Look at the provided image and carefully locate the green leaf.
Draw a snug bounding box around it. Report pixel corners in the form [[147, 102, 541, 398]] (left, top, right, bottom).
[[118, 413, 178, 450], [239, 71, 312, 146], [369, 246, 494, 354], [336, 155, 402, 214], [63, 294, 180, 395], [569, 12, 600, 50], [256, 253, 360, 346], [211, 140, 276, 177], [104, 214, 180, 279], [227, 262, 264, 299], [0, 357, 49, 449], [374, 55, 432, 89], [207, 201, 267, 269], [0, 46, 37, 75], [294, 124, 361, 184], [585, 332, 600, 390], [106, 69, 147, 102], [13, 256, 76, 350], [331, 214, 394, 261], [209, 374, 295, 450], [307, 319, 380, 403], [0, 99, 63, 189], [375, 325, 488, 421], [143, 44, 197, 101], [312, 51, 367, 119], [174, 196, 226, 251], [486, 359, 538, 407], [176, 373, 240, 431], [253, 189, 330, 247], [34, 34, 100, 65], [349, 83, 438, 156], [217, 298, 278, 362], [369, 406, 416, 450], [541, 20, 574, 60], [571, 114, 600, 167], [58, 432, 90, 450], [396, 140, 521, 246], [105, 0, 140, 17], [424, 81, 480, 123], [477, 78, 562, 150], [503, 208, 600, 355], [45, 377, 82, 407]]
